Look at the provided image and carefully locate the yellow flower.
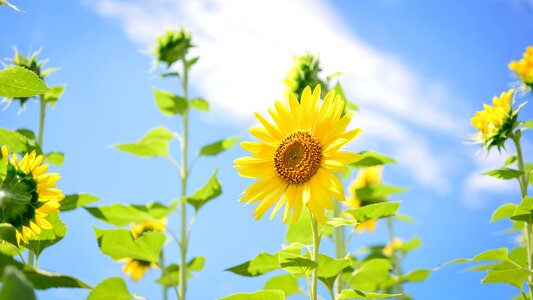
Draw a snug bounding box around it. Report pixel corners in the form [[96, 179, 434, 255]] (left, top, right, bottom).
[[509, 46, 533, 88], [121, 219, 166, 281], [383, 237, 403, 257], [470, 89, 516, 149], [0, 146, 64, 245], [345, 166, 383, 234], [234, 85, 362, 224]]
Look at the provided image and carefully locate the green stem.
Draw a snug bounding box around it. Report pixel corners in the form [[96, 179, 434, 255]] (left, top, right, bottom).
[[160, 252, 168, 300], [386, 218, 404, 299], [310, 213, 320, 300], [179, 57, 190, 300], [333, 200, 344, 297], [511, 133, 533, 299]]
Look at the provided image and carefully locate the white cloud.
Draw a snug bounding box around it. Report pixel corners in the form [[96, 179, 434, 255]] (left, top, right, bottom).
[[86, 0, 474, 193]]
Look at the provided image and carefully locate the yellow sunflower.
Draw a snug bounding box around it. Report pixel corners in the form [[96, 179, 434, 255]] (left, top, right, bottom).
[[345, 166, 383, 234], [509, 46, 533, 88], [234, 85, 362, 224], [0, 146, 64, 245], [121, 219, 166, 281], [383, 237, 403, 257]]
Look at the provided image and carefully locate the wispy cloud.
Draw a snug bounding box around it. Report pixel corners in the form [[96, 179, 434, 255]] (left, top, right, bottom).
[[87, 0, 477, 194]]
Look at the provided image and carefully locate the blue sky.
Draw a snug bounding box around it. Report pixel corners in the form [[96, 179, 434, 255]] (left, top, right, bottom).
[[1, 0, 533, 299]]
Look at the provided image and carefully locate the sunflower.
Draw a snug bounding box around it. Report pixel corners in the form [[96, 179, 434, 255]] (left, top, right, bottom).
[[509, 46, 533, 89], [0, 146, 64, 245], [471, 89, 517, 149], [234, 85, 362, 224], [345, 166, 383, 234], [121, 219, 166, 281], [383, 237, 403, 257]]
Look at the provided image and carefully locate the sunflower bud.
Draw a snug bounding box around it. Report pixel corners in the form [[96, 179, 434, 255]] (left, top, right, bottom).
[[283, 53, 327, 101], [509, 46, 533, 90], [153, 28, 193, 67]]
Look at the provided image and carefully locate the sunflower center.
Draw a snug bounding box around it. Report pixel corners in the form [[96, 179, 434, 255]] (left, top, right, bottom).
[[274, 131, 322, 184]]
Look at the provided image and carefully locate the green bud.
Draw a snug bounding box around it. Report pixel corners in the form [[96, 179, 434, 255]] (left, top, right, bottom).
[[153, 28, 193, 67], [283, 52, 327, 101]]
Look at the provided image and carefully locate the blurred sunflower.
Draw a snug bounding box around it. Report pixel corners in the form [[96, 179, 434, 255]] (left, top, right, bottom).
[[345, 166, 383, 234], [471, 89, 518, 150], [234, 85, 362, 224], [509, 46, 533, 89], [0, 146, 64, 245], [383, 237, 403, 257], [121, 219, 166, 281]]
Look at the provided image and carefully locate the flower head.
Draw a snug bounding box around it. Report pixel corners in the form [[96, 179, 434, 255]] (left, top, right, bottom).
[[509, 46, 533, 89], [121, 219, 166, 281], [235, 85, 362, 224], [153, 29, 193, 67], [0, 146, 64, 245], [470, 89, 518, 150], [283, 53, 327, 101], [345, 166, 383, 234]]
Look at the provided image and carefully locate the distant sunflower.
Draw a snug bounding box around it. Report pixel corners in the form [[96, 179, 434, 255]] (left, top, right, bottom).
[[509, 46, 533, 89], [234, 85, 362, 223], [0, 146, 64, 245], [121, 219, 166, 281], [345, 166, 383, 234], [383, 237, 403, 257]]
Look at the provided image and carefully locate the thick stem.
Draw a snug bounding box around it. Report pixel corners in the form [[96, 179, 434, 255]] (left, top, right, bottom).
[[386, 218, 404, 299], [512, 134, 533, 299], [333, 200, 345, 296], [310, 214, 320, 300], [179, 58, 190, 300]]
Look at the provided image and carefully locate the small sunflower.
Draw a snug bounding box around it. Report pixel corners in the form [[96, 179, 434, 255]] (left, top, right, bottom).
[[471, 89, 518, 150], [383, 237, 403, 257], [121, 219, 166, 281], [509, 46, 533, 89], [234, 85, 362, 224], [0, 146, 64, 245], [345, 166, 383, 234]]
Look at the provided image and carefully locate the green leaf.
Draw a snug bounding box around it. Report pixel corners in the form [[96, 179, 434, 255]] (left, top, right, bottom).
[[200, 137, 239, 156], [511, 197, 533, 223], [191, 98, 209, 111], [279, 254, 317, 275], [226, 252, 280, 277], [351, 151, 396, 168], [186, 57, 200, 70], [264, 274, 302, 297], [86, 201, 176, 226], [186, 169, 222, 211], [335, 82, 359, 112], [0, 266, 36, 300], [44, 85, 65, 107], [94, 227, 166, 263], [317, 254, 351, 289], [0, 224, 17, 247], [338, 289, 400, 299], [160, 72, 179, 78], [0, 128, 41, 155], [23, 269, 91, 290], [26, 213, 66, 257], [395, 213, 415, 223], [401, 269, 431, 283], [0, 0, 20, 11], [491, 203, 518, 223], [326, 217, 358, 228], [44, 151, 65, 167], [505, 155, 517, 166], [482, 168, 523, 180], [156, 256, 206, 287], [153, 87, 188, 116], [286, 209, 312, 244], [521, 120, 533, 130], [218, 290, 285, 300], [60, 193, 100, 212], [446, 248, 509, 265], [345, 202, 400, 223], [0, 66, 48, 98], [87, 277, 133, 300], [114, 126, 175, 158], [349, 259, 392, 292], [481, 268, 529, 288], [355, 185, 407, 200]]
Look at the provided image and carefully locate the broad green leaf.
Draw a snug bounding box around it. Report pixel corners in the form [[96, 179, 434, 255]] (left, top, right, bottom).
[[286, 209, 313, 244], [94, 228, 166, 263], [44, 85, 65, 107], [156, 256, 206, 286], [481, 268, 529, 288], [186, 169, 222, 211], [60, 193, 100, 212], [395, 213, 415, 223], [0, 224, 17, 247], [326, 217, 358, 228], [505, 155, 517, 166], [346, 100, 359, 112], [338, 289, 400, 299], [86, 201, 176, 226], [0, 128, 41, 155], [200, 137, 239, 156], [186, 57, 200, 70], [114, 126, 175, 158], [483, 168, 523, 180], [153, 87, 188, 116], [23, 269, 91, 290], [401, 269, 431, 282], [0, 0, 20, 11], [511, 197, 533, 223], [26, 213, 66, 257], [264, 274, 302, 297], [345, 202, 400, 223], [191, 98, 209, 111], [279, 254, 317, 275], [446, 248, 509, 265], [0, 66, 48, 98], [44, 151, 65, 167], [218, 290, 285, 300], [351, 151, 396, 168], [355, 185, 407, 200], [87, 277, 133, 300], [0, 266, 35, 300], [335, 82, 359, 112], [318, 254, 351, 289], [349, 259, 392, 292], [491, 203, 518, 223], [226, 252, 280, 277], [398, 237, 422, 253]]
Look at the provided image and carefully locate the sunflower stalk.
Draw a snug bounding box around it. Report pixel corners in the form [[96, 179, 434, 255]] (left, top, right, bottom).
[[333, 200, 345, 295], [310, 212, 321, 300], [386, 218, 404, 299]]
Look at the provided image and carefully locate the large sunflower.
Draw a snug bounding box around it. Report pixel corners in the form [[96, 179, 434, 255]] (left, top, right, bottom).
[[0, 146, 64, 245], [234, 85, 362, 224], [345, 166, 383, 234]]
